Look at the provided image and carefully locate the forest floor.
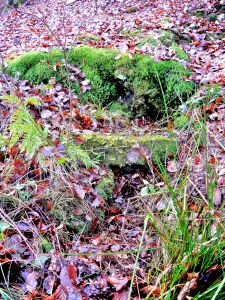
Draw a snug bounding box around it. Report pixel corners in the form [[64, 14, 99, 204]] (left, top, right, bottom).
[[1, 0, 225, 299]]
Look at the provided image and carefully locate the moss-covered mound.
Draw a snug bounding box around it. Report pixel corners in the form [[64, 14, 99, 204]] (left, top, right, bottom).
[[79, 132, 176, 167], [6, 46, 194, 118]]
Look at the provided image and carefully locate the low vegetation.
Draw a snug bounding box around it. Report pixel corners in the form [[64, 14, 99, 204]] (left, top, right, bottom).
[[6, 46, 194, 118]]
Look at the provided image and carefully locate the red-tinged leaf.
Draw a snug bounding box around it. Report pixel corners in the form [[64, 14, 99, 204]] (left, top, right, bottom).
[[108, 207, 121, 215], [194, 156, 201, 165], [209, 157, 217, 164], [37, 181, 49, 194], [49, 105, 57, 111], [112, 289, 129, 300], [41, 96, 52, 102], [67, 265, 77, 287], [14, 159, 27, 175], [167, 161, 177, 173], [41, 43, 49, 47], [216, 96, 223, 103], [188, 203, 200, 212], [33, 168, 40, 176], [140, 285, 161, 296], [74, 137, 85, 145], [107, 276, 128, 291], [60, 265, 77, 289], [60, 266, 73, 289], [45, 284, 63, 300], [46, 201, 53, 211], [90, 217, 99, 231]]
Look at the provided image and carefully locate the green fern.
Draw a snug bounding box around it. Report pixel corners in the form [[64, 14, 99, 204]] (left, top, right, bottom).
[[0, 95, 48, 158], [66, 140, 95, 168]]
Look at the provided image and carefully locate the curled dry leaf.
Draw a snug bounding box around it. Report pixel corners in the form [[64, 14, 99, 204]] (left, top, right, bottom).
[[107, 275, 128, 291], [112, 289, 129, 300], [214, 187, 222, 206], [25, 271, 39, 293], [60, 265, 77, 289], [167, 161, 178, 173], [177, 274, 198, 300]]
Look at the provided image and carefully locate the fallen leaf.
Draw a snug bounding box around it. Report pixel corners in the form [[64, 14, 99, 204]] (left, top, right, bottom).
[[107, 275, 128, 291], [214, 188, 221, 206], [167, 161, 178, 173]]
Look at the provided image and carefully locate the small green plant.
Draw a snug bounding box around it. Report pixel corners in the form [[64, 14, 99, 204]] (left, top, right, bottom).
[[209, 14, 217, 22], [159, 30, 176, 47], [0, 95, 49, 158], [171, 45, 190, 61]]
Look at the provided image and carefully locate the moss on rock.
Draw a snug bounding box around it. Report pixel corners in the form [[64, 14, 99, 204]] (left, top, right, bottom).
[[6, 46, 193, 118], [96, 171, 114, 200], [80, 132, 176, 167]]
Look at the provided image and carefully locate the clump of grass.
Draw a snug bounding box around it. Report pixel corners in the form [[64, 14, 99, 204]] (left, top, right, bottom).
[[127, 95, 225, 299]]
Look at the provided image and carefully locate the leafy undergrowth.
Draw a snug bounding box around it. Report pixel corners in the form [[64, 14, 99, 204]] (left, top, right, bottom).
[[1, 0, 225, 299], [1, 69, 225, 299]]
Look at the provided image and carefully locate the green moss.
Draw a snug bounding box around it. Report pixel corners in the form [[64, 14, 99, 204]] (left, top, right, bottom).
[[78, 33, 101, 41], [159, 30, 176, 47], [194, 11, 204, 18], [174, 114, 190, 130], [7, 46, 194, 117], [209, 14, 217, 22], [108, 102, 131, 118], [7, 52, 46, 78], [171, 45, 190, 61], [137, 36, 159, 48], [26, 62, 53, 84], [52, 202, 90, 234], [96, 171, 114, 200], [80, 132, 176, 166], [121, 29, 142, 38], [159, 18, 170, 24]]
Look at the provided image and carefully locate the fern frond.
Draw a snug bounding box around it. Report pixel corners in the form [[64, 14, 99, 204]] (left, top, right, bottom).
[[0, 95, 21, 106], [9, 109, 49, 158], [24, 97, 41, 106], [66, 140, 95, 168]]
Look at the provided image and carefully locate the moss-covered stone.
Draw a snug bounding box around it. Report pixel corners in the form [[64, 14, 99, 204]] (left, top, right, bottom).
[[159, 30, 176, 47], [120, 29, 142, 38], [6, 46, 193, 118], [80, 132, 176, 167], [96, 171, 114, 200], [77, 33, 102, 42]]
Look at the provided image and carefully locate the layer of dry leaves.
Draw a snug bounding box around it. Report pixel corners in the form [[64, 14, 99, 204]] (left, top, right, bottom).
[[1, 0, 225, 299]]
